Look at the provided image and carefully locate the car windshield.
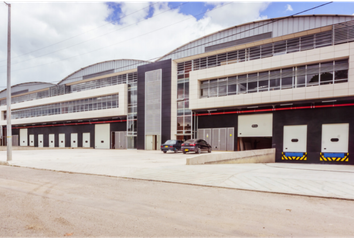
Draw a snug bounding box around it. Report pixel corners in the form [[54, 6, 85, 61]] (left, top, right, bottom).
[[165, 140, 176, 144], [184, 139, 196, 143]]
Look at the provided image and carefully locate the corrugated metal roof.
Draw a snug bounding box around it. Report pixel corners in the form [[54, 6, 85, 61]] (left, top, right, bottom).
[[156, 14, 354, 61], [58, 59, 150, 85]]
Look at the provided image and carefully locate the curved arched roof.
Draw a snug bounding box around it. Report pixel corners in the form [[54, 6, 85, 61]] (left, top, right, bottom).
[[0, 82, 55, 99], [156, 14, 354, 61], [58, 59, 151, 85]]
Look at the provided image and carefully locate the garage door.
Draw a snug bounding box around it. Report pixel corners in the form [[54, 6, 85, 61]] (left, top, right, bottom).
[[238, 113, 273, 137]]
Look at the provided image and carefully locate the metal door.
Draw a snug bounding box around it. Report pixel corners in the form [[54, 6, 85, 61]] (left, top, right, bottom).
[[114, 131, 126, 149], [59, 133, 65, 147], [38, 134, 43, 148], [204, 129, 212, 145], [12, 135, 18, 146], [119, 131, 126, 149], [71, 133, 78, 148], [49, 134, 55, 148], [197, 129, 205, 140], [145, 135, 153, 150], [219, 128, 227, 151], [322, 123, 349, 153], [83, 133, 90, 148], [283, 125, 307, 152], [95, 124, 110, 149], [212, 128, 219, 150], [227, 128, 234, 151], [238, 113, 273, 137], [29, 134, 34, 147], [20, 128, 28, 146]]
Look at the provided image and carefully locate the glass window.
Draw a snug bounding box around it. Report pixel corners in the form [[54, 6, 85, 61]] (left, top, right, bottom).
[[261, 43, 273, 58], [258, 72, 268, 92], [177, 83, 184, 99], [307, 64, 320, 86], [335, 59, 349, 83], [281, 68, 293, 89], [269, 70, 280, 91], [296, 66, 306, 88], [238, 49, 245, 62], [301, 35, 314, 51], [287, 38, 300, 53], [247, 73, 258, 93], [177, 116, 183, 131], [237, 75, 247, 94], [320, 62, 334, 85], [184, 115, 191, 133], [249, 46, 260, 60], [273, 40, 286, 56]]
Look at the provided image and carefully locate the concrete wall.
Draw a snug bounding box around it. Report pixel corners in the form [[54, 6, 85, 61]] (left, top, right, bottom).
[[186, 148, 275, 165]]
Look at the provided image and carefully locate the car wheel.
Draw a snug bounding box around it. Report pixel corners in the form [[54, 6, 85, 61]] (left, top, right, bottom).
[[197, 147, 201, 154], [183, 151, 186, 154], [163, 151, 167, 154], [208, 147, 211, 153]]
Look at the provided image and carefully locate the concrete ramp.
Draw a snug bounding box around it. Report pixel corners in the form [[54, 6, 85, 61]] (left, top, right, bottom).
[[186, 148, 275, 165]]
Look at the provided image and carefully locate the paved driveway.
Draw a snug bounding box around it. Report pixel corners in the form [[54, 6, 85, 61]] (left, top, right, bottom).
[[1, 149, 354, 200]]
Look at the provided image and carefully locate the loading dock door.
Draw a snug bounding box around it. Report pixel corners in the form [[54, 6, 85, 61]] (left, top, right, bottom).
[[322, 123, 349, 153], [59, 133, 65, 148], [20, 128, 28, 146], [283, 125, 307, 152], [49, 134, 55, 148], [238, 113, 273, 137], [71, 133, 78, 148], [95, 124, 110, 149], [29, 134, 34, 147], [38, 134, 43, 148], [83, 133, 90, 148]]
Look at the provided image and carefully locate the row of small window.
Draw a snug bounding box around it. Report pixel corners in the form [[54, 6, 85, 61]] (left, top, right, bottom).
[[70, 72, 137, 93], [178, 30, 337, 78], [0, 72, 137, 107], [8, 94, 119, 120], [0, 85, 68, 106], [200, 59, 349, 98]]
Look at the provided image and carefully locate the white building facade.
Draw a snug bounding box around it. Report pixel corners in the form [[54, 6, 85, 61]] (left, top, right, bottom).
[[1, 15, 354, 164]]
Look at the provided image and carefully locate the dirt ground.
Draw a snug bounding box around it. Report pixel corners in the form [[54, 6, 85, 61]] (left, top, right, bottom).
[[1, 165, 354, 238]]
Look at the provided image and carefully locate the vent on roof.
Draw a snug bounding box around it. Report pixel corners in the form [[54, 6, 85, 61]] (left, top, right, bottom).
[[83, 69, 115, 80], [205, 32, 272, 52]]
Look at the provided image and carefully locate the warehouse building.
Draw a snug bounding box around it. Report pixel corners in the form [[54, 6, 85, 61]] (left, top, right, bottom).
[[1, 15, 354, 164]]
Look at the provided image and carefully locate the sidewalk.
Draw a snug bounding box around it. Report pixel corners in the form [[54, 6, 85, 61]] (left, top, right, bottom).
[[1, 149, 354, 200]]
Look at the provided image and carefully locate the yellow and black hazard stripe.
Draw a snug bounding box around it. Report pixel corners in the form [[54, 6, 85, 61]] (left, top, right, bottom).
[[282, 152, 307, 161], [320, 152, 349, 162]]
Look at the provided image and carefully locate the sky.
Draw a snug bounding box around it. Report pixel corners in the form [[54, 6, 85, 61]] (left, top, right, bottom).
[[0, 1, 353, 89]]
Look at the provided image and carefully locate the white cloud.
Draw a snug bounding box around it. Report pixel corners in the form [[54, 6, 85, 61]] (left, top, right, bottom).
[[286, 4, 293, 12], [0, 2, 270, 87]]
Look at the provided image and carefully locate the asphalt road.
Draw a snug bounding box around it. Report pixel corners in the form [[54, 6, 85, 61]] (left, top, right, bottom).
[[1, 165, 354, 238]]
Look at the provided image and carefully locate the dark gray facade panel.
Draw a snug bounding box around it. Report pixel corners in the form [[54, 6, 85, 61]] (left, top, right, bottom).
[[137, 59, 172, 150]]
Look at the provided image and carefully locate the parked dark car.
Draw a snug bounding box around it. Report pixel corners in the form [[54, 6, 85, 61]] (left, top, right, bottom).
[[161, 140, 184, 153], [181, 139, 211, 154]]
